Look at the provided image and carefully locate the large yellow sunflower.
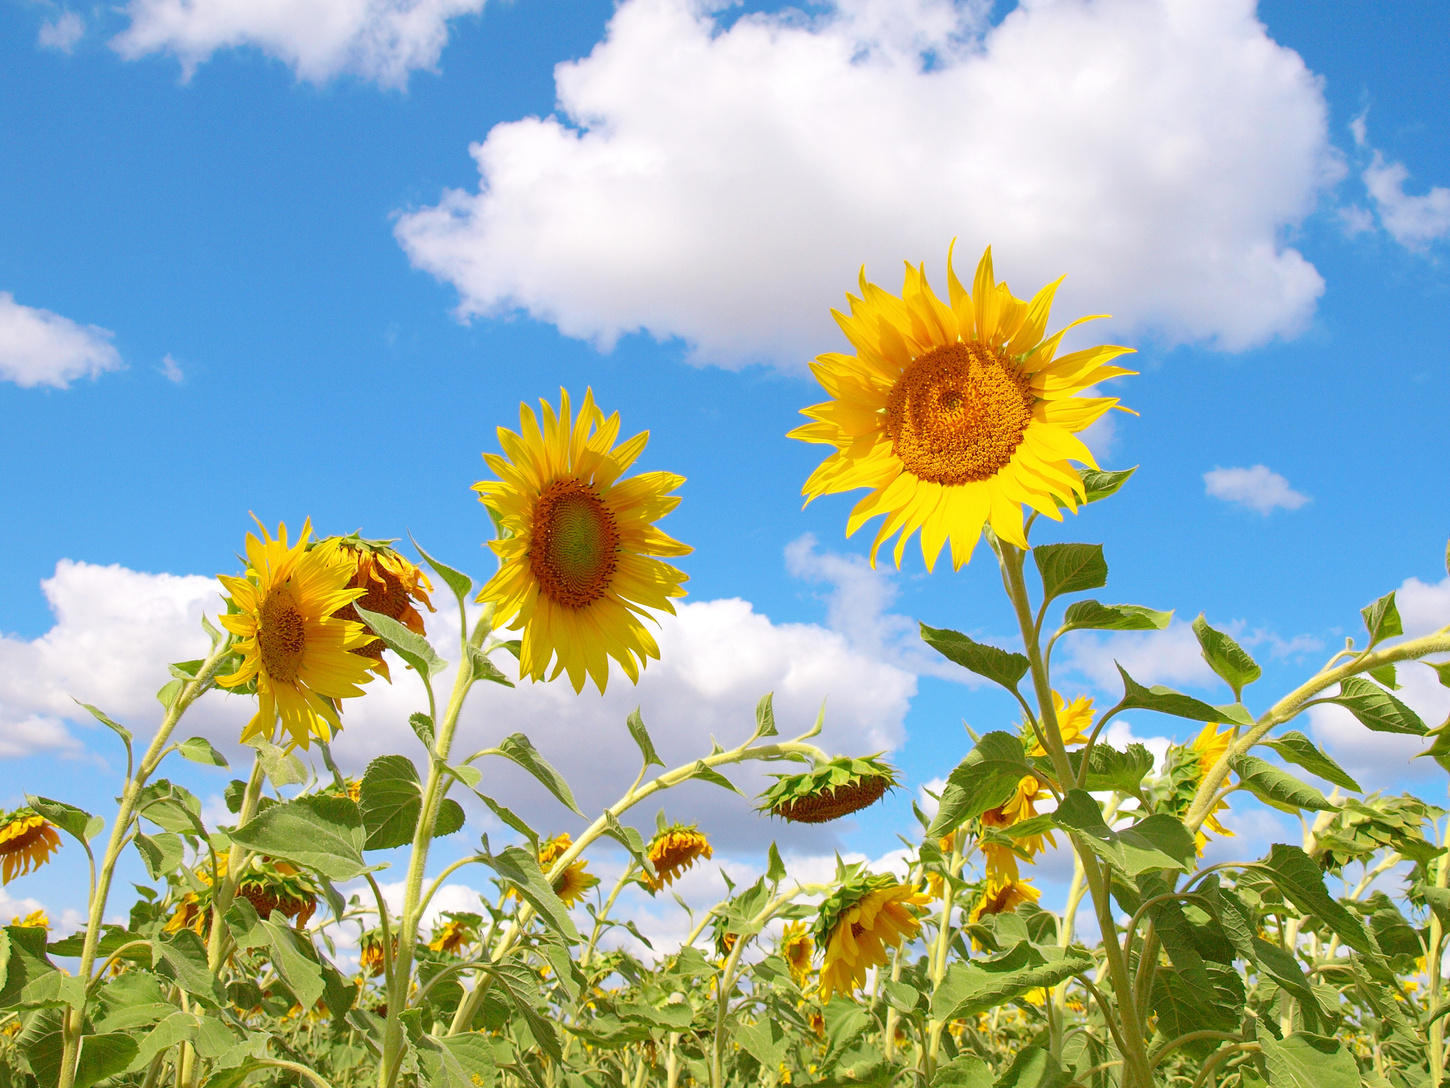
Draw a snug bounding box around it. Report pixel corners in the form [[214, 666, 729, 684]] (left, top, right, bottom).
[[791, 245, 1135, 569], [816, 879, 929, 1002], [218, 520, 375, 751], [473, 389, 691, 694], [0, 810, 61, 884]]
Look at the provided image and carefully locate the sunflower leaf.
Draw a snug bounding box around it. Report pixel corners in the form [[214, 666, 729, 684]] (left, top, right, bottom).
[[1260, 844, 1376, 957], [603, 811, 657, 879], [1191, 614, 1261, 701], [1360, 592, 1403, 647], [1261, 731, 1362, 792], [1329, 676, 1426, 735], [1114, 665, 1223, 723], [354, 603, 447, 679], [1059, 601, 1171, 633], [409, 536, 473, 606], [926, 732, 1031, 840], [919, 624, 1028, 691], [1231, 755, 1335, 813], [495, 733, 584, 816], [688, 761, 743, 796], [1033, 543, 1107, 604], [466, 643, 513, 687], [26, 795, 101, 844], [229, 794, 371, 881], [754, 692, 779, 739], [766, 842, 787, 885], [1079, 467, 1136, 503], [1257, 1033, 1361, 1088], [627, 707, 665, 769], [478, 844, 579, 943], [178, 736, 228, 768], [1051, 790, 1193, 874], [929, 942, 1094, 1021], [74, 700, 132, 744]]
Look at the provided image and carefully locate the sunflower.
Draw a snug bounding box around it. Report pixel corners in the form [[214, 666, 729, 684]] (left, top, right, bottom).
[[533, 833, 600, 907], [0, 810, 62, 884], [217, 519, 375, 751], [760, 756, 898, 824], [780, 921, 814, 986], [473, 389, 691, 694], [815, 876, 929, 1002], [10, 909, 48, 929], [645, 824, 712, 891], [428, 914, 479, 955], [968, 870, 1041, 925], [331, 536, 436, 682], [1029, 692, 1094, 756], [979, 775, 1053, 858], [359, 929, 393, 978], [1189, 722, 1235, 850], [791, 245, 1135, 569]]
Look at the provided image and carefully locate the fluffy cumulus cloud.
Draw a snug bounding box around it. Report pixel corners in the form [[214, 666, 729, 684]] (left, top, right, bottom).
[[0, 560, 914, 854], [111, 0, 487, 87], [0, 293, 122, 389], [1203, 464, 1310, 514], [1056, 619, 1219, 695], [397, 0, 1335, 369], [1309, 573, 1450, 786]]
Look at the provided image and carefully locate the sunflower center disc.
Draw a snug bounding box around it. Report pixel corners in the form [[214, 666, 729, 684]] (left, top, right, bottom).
[[258, 583, 307, 684], [884, 341, 1034, 485], [531, 480, 620, 609]]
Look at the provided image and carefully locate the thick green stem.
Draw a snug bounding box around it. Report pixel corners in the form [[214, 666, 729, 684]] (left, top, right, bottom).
[[58, 635, 230, 1088], [206, 757, 267, 973], [923, 836, 965, 1077], [1429, 822, 1450, 1084]]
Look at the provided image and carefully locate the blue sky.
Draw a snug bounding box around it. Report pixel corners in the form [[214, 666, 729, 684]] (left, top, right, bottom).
[[1, 0, 1448, 937]]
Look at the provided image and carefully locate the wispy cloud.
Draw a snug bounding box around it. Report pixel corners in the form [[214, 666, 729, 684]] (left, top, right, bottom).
[[160, 353, 184, 383], [0, 292, 122, 389], [38, 12, 85, 53], [1349, 114, 1450, 250], [1203, 465, 1309, 514]]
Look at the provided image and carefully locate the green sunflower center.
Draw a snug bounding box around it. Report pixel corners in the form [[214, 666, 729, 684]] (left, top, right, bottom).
[[259, 583, 307, 684], [884, 341, 1034, 485], [531, 479, 620, 609]]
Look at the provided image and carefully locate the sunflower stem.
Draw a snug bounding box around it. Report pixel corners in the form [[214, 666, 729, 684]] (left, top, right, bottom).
[[581, 861, 638, 970], [998, 542, 1153, 1088], [57, 632, 230, 1088], [923, 833, 965, 1079], [206, 755, 267, 974]]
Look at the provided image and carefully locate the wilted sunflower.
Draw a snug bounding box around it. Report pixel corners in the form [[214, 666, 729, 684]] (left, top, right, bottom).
[[969, 869, 1041, 925], [760, 755, 898, 824], [815, 874, 929, 1002], [780, 921, 814, 986], [217, 519, 375, 751], [791, 245, 1135, 569], [644, 824, 712, 891], [473, 389, 691, 694], [1029, 692, 1094, 756], [330, 536, 436, 682], [235, 856, 318, 927], [0, 809, 61, 884]]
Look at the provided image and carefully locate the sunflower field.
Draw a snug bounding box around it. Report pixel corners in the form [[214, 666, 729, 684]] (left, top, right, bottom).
[[2, 245, 1448, 1088]]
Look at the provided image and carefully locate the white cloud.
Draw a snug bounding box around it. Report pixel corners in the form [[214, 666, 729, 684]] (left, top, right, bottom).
[[0, 293, 122, 389], [396, 0, 1334, 370], [1396, 572, 1450, 639], [1203, 464, 1310, 514], [1056, 619, 1218, 695], [111, 0, 487, 88], [0, 560, 914, 854], [160, 353, 184, 382], [1363, 153, 1450, 249], [39, 12, 86, 52]]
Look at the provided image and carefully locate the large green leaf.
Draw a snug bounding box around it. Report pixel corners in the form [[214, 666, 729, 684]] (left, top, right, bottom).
[[1051, 791, 1194, 875], [259, 913, 325, 1013], [1327, 677, 1426, 735], [354, 603, 447, 678], [1115, 666, 1223, 723], [926, 732, 1031, 839], [1033, 543, 1107, 604], [930, 942, 1093, 1020], [411, 538, 473, 604], [495, 733, 583, 815], [127, 1011, 199, 1072], [152, 929, 224, 1008], [26, 796, 103, 844], [479, 844, 580, 942], [1055, 743, 1155, 794], [931, 1056, 993, 1088], [1059, 601, 1171, 633], [1258, 1033, 1359, 1088], [1261, 732, 1361, 792], [1232, 756, 1335, 813], [1262, 845, 1376, 957], [1192, 614, 1261, 700], [919, 624, 1028, 691], [359, 754, 464, 851], [1078, 467, 1136, 504], [418, 1032, 496, 1088], [627, 707, 665, 768], [1149, 965, 1243, 1050], [229, 794, 370, 881], [991, 1047, 1071, 1088], [734, 1019, 789, 1069]]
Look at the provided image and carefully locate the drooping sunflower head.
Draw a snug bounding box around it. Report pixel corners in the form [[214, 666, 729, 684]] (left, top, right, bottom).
[[217, 519, 376, 751], [814, 873, 929, 1002], [759, 755, 898, 824], [644, 823, 712, 891], [359, 928, 393, 978], [968, 870, 1041, 925], [428, 913, 481, 955], [235, 856, 319, 927], [328, 535, 436, 682], [791, 245, 1135, 570], [473, 389, 692, 694], [779, 921, 814, 986], [0, 809, 62, 884], [553, 861, 600, 907]]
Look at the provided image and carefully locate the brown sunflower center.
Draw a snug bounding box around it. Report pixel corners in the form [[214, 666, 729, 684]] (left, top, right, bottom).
[[883, 341, 1034, 485], [530, 480, 620, 609], [259, 583, 307, 684]]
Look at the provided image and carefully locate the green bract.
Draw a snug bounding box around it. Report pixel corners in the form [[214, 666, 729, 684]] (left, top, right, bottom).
[[757, 755, 899, 824]]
